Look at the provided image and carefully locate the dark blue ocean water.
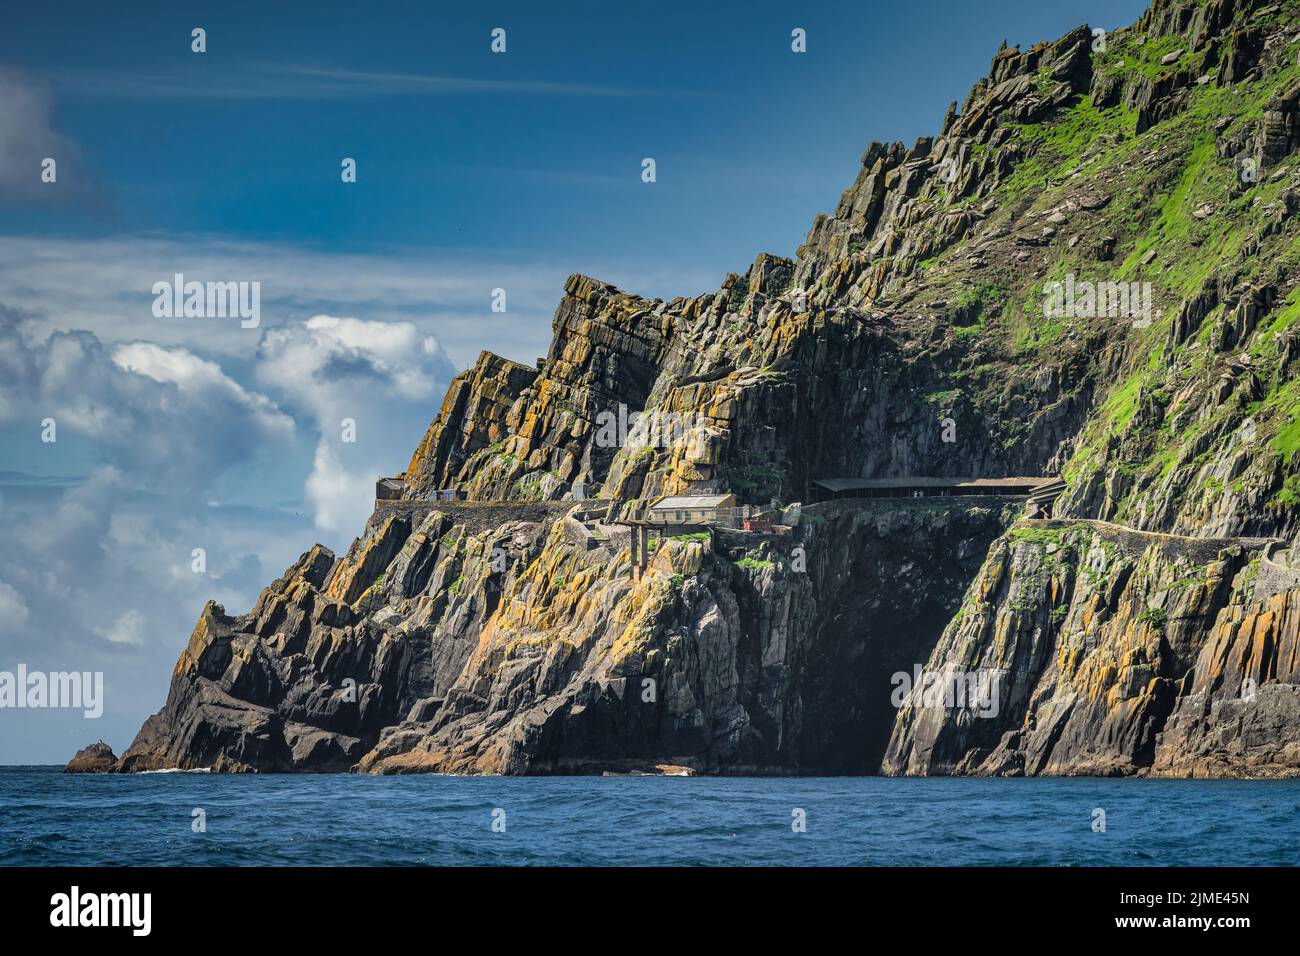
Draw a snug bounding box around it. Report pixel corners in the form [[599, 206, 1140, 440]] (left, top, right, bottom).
[[3, 766, 1299, 866]]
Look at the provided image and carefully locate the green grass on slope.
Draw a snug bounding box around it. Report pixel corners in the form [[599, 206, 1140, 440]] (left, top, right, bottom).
[[922, 27, 1300, 517], [1042, 45, 1300, 511]]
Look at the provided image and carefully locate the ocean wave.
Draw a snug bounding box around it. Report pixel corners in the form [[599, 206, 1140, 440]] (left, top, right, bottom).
[[138, 767, 212, 774]]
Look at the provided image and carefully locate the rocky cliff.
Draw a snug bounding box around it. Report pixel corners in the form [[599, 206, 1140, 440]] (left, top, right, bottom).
[[78, 0, 1300, 776], [108, 497, 1016, 774]]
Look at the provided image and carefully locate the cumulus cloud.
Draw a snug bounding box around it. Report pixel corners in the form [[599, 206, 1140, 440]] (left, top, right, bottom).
[[256, 314, 457, 536], [303, 441, 376, 537], [14, 465, 121, 570], [0, 309, 445, 757], [0, 308, 322, 761], [258, 314, 455, 408], [111, 341, 291, 434], [0, 315, 293, 495]]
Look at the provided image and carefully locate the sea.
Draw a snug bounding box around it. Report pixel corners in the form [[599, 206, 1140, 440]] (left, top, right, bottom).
[[3, 766, 1299, 866]]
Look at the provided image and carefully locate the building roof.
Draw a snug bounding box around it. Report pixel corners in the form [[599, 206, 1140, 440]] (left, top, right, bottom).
[[812, 477, 1054, 492], [650, 494, 734, 510]]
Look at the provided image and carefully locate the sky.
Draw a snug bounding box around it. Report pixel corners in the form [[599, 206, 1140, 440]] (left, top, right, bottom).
[[0, 0, 1150, 763]]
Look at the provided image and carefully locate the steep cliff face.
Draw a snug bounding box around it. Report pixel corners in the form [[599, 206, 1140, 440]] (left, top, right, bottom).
[[883, 0, 1300, 778], [1152, 570, 1300, 775], [113, 496, 1016, 774], [82, 0, 1300, 776], [882, 520, 1270, 776], [117, 504, 566, 772], [352, 500, 1015, 775], [397, 26, 1114, 509]]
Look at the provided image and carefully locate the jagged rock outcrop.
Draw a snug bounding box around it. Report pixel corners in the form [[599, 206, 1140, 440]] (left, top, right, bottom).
[[106, 506, 564, 772], [65, 742, 117, 773], [73, 0, 1300, 777], [1152, 582, 1300, 776]]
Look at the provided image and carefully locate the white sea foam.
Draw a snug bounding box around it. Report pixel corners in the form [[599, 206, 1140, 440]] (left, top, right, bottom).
[[138, 767, 211, 774]]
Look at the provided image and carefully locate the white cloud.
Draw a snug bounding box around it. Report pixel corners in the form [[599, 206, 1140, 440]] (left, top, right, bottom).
[[95, 609, 146, 647], [256, 315, 457, 534], [0, 580, 30, 633], [112, 341, 293, 434], [0, 235, 560, 367], [0, 318, 296, 496], [0, 235, 724, 369], [262, 314, 453, 404], [304, 440, 376, 537]]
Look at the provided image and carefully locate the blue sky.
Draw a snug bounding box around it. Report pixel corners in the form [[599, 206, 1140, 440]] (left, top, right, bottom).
[[0, 0, 1149, 762], [4, 0, 1149, 284]]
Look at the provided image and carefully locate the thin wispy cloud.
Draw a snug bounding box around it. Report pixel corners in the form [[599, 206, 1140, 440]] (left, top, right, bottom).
[[50, 62, 698, 101], [0, 235, 724, 367], [0, 234, 562, 366]]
